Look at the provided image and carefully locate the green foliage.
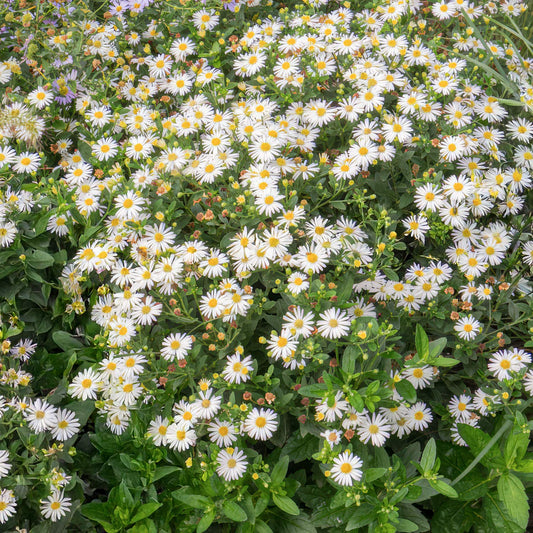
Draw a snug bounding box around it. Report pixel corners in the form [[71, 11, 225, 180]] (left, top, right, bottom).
[[0, 0, 531, 531]]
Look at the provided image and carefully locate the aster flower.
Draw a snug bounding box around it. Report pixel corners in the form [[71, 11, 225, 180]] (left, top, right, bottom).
[[330, 452, 363, 486]]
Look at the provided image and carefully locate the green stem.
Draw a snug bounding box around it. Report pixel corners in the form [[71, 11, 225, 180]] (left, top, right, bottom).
[[451, 419, 512, 486]]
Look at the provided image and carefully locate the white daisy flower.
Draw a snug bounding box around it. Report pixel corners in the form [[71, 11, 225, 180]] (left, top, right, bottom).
[[166, 422, 196, 451], [50, 408, 81, 441], [0, 451, 11, 479], [208, 419, 238, 448], [161, 333, 193, 361], [330, 452, 363, 486], [448, 394, 474, 422], [454, 315, 481, 341], [193, 389, 222, 420], [216, 447, 248, 481], [317, 308, 351, 339], [243, 408, 278, 440], [0, 489, 16, 523], [487, 350, 521, 381], [357, 413, 391, 447], [222, 353, 253, 384], [148, 416, 170, 446], [406, 402, 433, 431]]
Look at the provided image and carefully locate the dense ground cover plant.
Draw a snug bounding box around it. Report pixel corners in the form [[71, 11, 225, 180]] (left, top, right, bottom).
[[0, 0, 532, 530]]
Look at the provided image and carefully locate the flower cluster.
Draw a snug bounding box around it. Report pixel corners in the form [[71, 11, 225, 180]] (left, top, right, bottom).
[[0, 0, 531, 528]]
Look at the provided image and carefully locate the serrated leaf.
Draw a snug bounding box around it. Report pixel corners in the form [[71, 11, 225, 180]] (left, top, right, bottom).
[[497, 473, 529, 528], [504, 428, 529, 468], [483, 492, 523, 533], [431, 500, 475, 533], [281, 433, 317, 463], [456, 424, 506, 469], [514, 458, 533, 473]]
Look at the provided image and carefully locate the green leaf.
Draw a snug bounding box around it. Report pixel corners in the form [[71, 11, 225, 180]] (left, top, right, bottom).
[[272, 494, 300, 516], [395, 379, 417, 403], [396, 518, 419, 532], [273, 512, 317, 533], [173, 492, 210, 509], [346, 505, 376, 530], [115, 481, 134, 508], [27, 249, 55, 269], [420, 438, 437, 473], [364, 468, 387, 483], [514, 458, 533, 473], [483, 492, 524, 533], [130, 502, 162, 524], [366, 380, 380, 396], [428, 337, 447, 358], [431, 500, 475, 533], [197, 510, 215, 533], [398, 503, 430, 532], [456, 423, 506, 470], [254, 519, 274, 533], [347, 390, 365, 412], [78, 141, 93, 161], [342, 345, 358, 375], [65, 400, 95, 426], [433, 357, 460, 367], [281, 433, 317, 463], [52, 330, 84, 352], [497, 473, 529, 529], [81, 502, 116, 532], [336, 272, 355, 302], [297, 383, 329, 398], [390, 487, 409, 506], [34, 214, 51, 236], [222, 501, 247, 522], [429, 479, 458, 498], [152, 466, 180, 482], [415, 324, 429, 359], [382, 267, 399, 281], [271, 455, 289, 486], [129, 519, 157, 533], [504, 428, 529, 468]]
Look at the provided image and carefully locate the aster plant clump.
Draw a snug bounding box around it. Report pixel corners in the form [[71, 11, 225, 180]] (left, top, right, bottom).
[[0, 0, 532, 530]]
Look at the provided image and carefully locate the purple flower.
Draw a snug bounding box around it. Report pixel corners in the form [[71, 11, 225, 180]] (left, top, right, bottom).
[[53, 71, 79, 105], [223, 0, 239, 11]]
